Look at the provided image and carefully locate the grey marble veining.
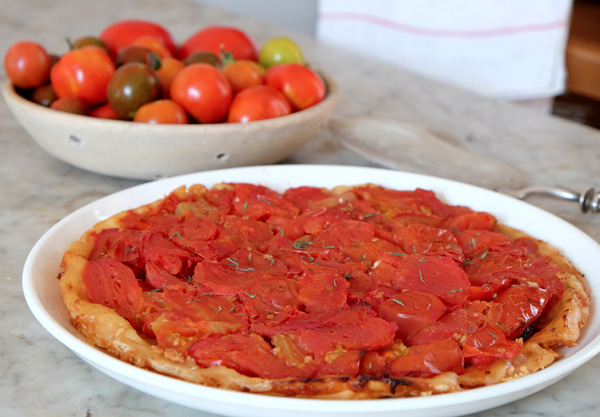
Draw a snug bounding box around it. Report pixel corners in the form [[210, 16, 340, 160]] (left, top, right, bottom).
[[1, 0, 600, 416]]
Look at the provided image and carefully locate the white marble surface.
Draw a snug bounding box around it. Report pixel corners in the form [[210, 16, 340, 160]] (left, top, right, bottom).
[[2, 0, 600, 416]]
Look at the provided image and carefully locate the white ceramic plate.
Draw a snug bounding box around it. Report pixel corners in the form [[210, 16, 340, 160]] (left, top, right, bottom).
[[22, 165, 600, 417]]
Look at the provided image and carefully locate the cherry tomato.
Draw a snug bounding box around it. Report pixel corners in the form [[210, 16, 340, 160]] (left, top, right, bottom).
[[133, 99, 188, 124], [50, 45, 115, 107], [4, 41, 51, 88], [50, 97, 88, 115], [155, 57, 185, 98], [179, 26, 257, 61], [100, 19, 176, 58], [170, 63, 232, 124], [227, 85, 291, 123], [90, 102, 119, 119], [184, 51, 222, 67], [221, 60, 265, 95], [30, 84, 58, 107], [107, 63, 162, 120], [265, 63, 326, 111], [115, 45, 161, 70], [69, 36, 109, 53], [377, 290, 447, 342], [131, 35, 173, 58], [258, 37, 304, 69]]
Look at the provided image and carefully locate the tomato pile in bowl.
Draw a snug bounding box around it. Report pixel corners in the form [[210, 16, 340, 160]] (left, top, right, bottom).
[[2, 20, 339, 180]]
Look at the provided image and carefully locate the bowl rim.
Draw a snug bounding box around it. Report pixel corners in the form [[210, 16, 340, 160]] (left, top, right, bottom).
[[2, 68, 340, 131]]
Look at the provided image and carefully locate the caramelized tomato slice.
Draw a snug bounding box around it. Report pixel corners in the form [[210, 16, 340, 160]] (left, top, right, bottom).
[[83, 257, 144, 324], [387, 338, 464, 378], [393, 223, 464, 263], [371, 254, 470, 308], [492, 285, 550, 339], [462, 324, 522, 366], [377, 290, 447, 342]]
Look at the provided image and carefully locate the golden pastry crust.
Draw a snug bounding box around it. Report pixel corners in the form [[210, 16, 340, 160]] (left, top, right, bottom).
[[59, 183, 590, 398]]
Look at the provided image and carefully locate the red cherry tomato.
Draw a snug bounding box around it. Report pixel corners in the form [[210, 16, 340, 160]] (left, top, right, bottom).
[[170, 63, 232, 124], [227, 85, 291, 123], [100, 19, 176, 58], [133, 99, 188, 124], [377, 290, 448, 342], [221, 60, 266, 95], [265, 63, 326, 111], [90, 102, 119, 119], [50, 46, 115, 107], [131, 35, 173, 58], [179, 26, 257, 61], [4, 41, 51, 88]]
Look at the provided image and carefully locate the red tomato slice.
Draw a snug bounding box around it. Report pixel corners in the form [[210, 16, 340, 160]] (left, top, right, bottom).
[[462, 325, 522, 366], [376, 290, 448, 342], [83, 257, 144, 324], [371, 253, 470, 308], [298, 271, 350, 313], [393, 223, 465, 263], [387, 338, 464, 378], [492, 285, 550, 339]]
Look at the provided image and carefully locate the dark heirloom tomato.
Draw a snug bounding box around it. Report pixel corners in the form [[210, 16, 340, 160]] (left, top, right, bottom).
[[99, 19, 176, 58], [107, 62, 162, 120], [178, 26, 258, 61], [50, 46, 115, 107], [387, 338, 464, 378], [377, 290, 447, 342], [264, 63, 326, 111], [114, 45, 161, 69], [83, 257, 144, 324], [50, 97, 89, 115], [4, 41, 51, 88], [31, 84, 58, 107], [170, 63, 232, 124], [70, 36, 109, 53]]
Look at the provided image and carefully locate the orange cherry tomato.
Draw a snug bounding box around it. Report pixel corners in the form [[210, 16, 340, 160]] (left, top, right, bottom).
[[133, 99, 188, 124], [50, 46, 115, 107], [179, 26, 257, 61], [100, 19, 176, 58], [265, 63, 325, 111], [90, 102, 119, 119], [4, 41, 51, 88], [221, 60, 265, 95], [227, 85, 291, 123], [170, 63, 232, 124], [155, 57, 185, 98], [131, 35, 173, 58]]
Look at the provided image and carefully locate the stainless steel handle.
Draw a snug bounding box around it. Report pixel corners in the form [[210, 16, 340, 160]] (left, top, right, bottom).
[[516, 186, 600, 213]]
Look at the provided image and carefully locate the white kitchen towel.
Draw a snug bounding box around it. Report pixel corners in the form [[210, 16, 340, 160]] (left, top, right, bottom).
[[316, 0, 573, 100]]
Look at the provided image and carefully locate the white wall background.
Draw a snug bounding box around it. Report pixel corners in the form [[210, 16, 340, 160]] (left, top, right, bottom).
[[196, 0, 319, 36]]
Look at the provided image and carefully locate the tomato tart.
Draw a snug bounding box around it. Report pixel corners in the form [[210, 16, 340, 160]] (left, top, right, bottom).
[[59, 183, 590, 398]]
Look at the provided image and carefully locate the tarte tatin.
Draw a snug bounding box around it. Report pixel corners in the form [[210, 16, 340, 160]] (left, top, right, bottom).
[[59, 183, 590, 398]]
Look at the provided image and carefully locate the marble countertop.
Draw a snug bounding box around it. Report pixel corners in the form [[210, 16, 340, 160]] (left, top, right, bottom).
[[2, 0, 600, 416]]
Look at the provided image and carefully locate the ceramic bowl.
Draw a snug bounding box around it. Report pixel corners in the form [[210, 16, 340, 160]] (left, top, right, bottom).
[[2, 72, 339, 180]]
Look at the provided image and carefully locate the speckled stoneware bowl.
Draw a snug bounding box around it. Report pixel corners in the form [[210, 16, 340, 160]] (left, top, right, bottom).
[[2, 72, 339, 180]]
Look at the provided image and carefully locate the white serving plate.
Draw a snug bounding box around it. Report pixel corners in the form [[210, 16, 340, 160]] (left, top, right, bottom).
[[22, 165, 600, 417]]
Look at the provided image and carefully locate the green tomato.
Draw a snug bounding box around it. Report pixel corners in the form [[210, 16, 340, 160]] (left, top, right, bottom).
[[258, 37, 304, 69]]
